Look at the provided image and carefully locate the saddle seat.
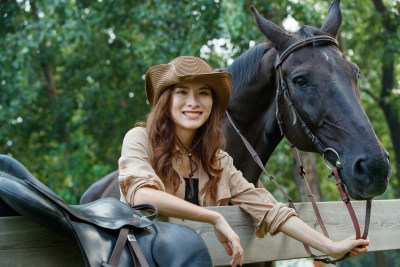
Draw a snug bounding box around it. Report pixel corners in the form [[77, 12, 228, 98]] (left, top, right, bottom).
[[0, 155, 212, 267]]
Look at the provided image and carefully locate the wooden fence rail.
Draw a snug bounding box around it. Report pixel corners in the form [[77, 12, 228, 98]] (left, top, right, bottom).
[[1, 199, 399, 266]]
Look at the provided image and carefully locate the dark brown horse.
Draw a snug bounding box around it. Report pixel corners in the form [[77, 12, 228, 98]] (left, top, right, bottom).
[[80, 0, 391, 205]]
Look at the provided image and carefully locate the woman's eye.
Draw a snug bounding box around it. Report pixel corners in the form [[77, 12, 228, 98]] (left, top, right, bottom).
[[176, 89, 186, 94], [293, 76, 307, 87]]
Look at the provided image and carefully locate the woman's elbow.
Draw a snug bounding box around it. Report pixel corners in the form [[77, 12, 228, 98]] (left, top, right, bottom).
[[133, 187, 158, 205]]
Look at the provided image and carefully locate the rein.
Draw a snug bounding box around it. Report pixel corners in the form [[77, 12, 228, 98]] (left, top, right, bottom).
[[225, 36, 371, 264]]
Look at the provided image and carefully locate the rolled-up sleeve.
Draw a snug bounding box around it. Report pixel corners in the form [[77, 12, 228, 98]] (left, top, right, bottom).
[[118, 127, 165, 205], [218, 152, 297, 237]]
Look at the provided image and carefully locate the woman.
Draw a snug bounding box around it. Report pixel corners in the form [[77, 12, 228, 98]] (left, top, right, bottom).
[[118, 56, 369, 267]]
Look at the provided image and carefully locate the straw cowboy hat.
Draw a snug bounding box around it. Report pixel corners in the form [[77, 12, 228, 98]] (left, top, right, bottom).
[[145, 56, 232, 118]]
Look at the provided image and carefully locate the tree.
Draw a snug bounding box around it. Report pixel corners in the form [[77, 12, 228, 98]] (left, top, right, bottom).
[[1, 0, 397, 212], [370, 0, 400, 195], [2, 0, 399, 265], [0, 0, 224, 203]]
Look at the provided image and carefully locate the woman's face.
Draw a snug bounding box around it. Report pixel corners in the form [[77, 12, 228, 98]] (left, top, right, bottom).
[[170, 82, 213, 136]]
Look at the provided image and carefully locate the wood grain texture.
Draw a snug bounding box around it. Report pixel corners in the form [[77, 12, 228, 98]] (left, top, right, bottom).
[[1, 200, 399, 266], [162, 200, 400, 266], [0, 216, 84, 266]]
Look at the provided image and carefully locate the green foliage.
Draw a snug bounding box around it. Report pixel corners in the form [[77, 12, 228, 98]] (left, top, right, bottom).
[[341, 251, 400, 267], [1, 0, 398, 209], [2, 1, 400, 264], [1, 0, 224, 204]]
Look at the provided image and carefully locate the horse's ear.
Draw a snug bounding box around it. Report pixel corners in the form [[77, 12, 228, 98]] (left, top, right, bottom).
[[320, 0, 342, 39], [250, 5, 291, 51]]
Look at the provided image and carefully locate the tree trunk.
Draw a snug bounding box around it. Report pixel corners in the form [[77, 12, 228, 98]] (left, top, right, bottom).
[[30, 0, 59, 110], [379, 57, 400, 193], [313, 261, 326, 267], [372, 0, 400, 193], [373, 251, 386, 267], [293, 152, 326, 267], [294, 151, 322, 202]]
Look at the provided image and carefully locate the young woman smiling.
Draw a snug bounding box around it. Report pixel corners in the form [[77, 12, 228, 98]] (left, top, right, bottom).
[[118, 56, 369, 267]]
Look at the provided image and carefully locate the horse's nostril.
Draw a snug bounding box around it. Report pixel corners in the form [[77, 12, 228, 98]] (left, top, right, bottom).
[[354, 157, 368, 177]]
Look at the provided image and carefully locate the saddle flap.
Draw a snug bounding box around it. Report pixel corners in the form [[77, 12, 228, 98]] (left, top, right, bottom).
[[25, 179, 154, 230], [70, 198, 153, 230], [0, 155, 65, 203], [0, 173, 74, 236], [0, 155, 153, 230]]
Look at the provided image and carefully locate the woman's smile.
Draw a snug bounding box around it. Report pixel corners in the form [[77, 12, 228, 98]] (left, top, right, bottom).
[[182, 111, 203, 119]]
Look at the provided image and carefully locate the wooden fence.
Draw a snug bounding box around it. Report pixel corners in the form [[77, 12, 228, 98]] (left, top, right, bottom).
[[1, 199, 399, 266]]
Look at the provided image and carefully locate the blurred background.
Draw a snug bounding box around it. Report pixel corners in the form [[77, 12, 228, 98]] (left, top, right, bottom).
[[1, 0, 399, 265]]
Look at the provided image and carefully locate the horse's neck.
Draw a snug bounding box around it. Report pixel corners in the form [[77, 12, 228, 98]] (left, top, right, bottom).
[[228, 47, 276, 115], [224, 49, 284, 184]]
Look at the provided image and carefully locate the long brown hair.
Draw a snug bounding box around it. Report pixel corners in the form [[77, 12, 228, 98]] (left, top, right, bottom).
[[146, 86, 226, 198]]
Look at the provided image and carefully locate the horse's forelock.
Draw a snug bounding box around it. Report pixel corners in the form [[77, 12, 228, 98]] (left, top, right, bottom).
[[294, 25, 326, 39], [227, 43, 267, 92]]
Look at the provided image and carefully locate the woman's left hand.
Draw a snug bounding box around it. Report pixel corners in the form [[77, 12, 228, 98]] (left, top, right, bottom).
[[329, 236, 370, 258]]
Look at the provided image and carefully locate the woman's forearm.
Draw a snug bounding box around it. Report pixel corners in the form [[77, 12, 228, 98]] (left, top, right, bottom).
[[133, 187, 221, 224], [134, 187, 244, 266], [278, 216, 336, 256], [277, 216, 369, 258]]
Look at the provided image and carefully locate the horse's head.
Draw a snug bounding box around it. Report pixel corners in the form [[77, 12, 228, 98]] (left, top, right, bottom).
[[251, 0, 391, 200]]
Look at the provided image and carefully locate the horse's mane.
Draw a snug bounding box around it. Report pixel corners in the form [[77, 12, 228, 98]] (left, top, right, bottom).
[[224, 26, 326, 92], [227, 43, 267, 92]]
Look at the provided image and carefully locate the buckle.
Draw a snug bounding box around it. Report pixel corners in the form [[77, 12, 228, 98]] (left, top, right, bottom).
[[127, 233, 136, 241]]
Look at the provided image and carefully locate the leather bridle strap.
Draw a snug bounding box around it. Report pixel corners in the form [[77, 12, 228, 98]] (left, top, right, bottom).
[[290, 145, 329, 237], [226, 112, 371, 264], [273, 35, 371, 262], [276, 69, 327, 154], [226, 35, 371, 264], [274, 36, 338, 68], [226, 112, 295, 205], [274, 36, 338, 154], [330, 167, 372, 241], [290, 145, 371, 263], [226, 112, 315, 255]]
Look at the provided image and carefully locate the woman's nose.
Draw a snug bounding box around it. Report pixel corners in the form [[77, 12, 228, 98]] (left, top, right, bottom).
[[186, 92, 199, 106]]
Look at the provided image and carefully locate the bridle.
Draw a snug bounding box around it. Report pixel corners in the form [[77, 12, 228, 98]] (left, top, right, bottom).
[[275, 36, 336, 155], [226, 36, 371, 264]]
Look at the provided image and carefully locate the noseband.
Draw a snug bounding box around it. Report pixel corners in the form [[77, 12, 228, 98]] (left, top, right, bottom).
[[227, 36, 371, 264]]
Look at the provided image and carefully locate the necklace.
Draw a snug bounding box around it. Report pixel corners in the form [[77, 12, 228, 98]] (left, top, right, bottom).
[[174, 133, 199, 199]]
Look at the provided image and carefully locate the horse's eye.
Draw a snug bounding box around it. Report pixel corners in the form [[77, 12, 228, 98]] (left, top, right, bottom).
[[293, 76, 307, 87]]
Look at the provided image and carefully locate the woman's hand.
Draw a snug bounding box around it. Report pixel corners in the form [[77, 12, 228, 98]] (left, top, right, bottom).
[[278, 216, 370, 260], [212, 214, 244, 266], [328, 236, 370, 258], [134, 188, 244, 265]]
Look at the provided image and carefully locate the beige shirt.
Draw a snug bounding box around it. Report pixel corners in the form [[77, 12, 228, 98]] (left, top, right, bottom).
[[118, 127, 297, 237]]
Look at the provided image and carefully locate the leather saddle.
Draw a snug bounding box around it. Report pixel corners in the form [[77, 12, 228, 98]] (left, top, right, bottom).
[[0, 155, 212, 267]]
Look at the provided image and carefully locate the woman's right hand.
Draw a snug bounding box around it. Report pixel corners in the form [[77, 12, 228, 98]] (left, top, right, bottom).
[[134, 189, 244, 265], [212, 214, 244, 267]]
